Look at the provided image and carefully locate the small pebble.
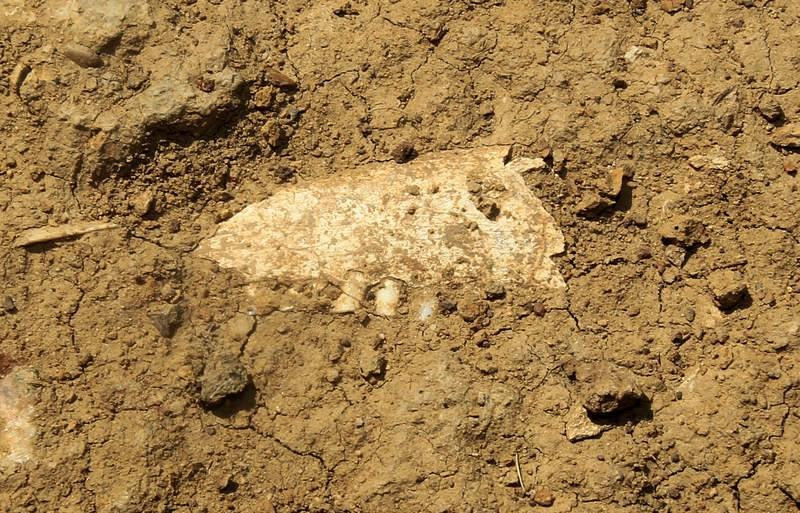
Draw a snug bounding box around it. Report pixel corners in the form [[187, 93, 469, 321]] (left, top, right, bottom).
[[264, 67, 298, 89], [391, 141, 417, 164], [63, 43, 103, 68], [325, 368, 341, 384], [635, 245, 652, 261], [484, 283, 506, 301], [533, 487, 555, 507], [2, 296, 16, 313]]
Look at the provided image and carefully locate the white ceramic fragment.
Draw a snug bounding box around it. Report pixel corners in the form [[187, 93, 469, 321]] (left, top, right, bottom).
[[331, 271, 368, 313], [374, 279, 402, 316], [0, 370, 35, 467], [196, 146, 566, 309], [418, 298, 436, 321]]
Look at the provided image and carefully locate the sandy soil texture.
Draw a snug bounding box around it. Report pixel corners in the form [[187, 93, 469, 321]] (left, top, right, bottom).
[[1, 1, 799, 512]]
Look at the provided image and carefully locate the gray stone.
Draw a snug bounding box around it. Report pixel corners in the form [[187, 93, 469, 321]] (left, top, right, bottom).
[[199, 354, 249, 406]]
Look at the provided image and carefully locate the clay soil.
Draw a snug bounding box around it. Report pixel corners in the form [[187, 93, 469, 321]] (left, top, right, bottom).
[[1, 1, 800, 512]]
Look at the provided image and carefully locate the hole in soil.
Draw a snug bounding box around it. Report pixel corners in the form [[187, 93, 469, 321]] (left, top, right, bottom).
[[209, 382, 257, 418], [587, 395, 654, 426]]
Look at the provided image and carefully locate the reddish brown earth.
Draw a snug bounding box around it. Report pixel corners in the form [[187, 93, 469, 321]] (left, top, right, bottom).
[[1, 1, 800, 512]]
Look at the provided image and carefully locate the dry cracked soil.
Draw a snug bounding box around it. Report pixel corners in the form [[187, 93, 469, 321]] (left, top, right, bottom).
[[1, 1, 800, 512]]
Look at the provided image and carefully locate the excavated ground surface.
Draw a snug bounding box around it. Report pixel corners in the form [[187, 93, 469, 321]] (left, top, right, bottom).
[[1, 1, 799, 512]]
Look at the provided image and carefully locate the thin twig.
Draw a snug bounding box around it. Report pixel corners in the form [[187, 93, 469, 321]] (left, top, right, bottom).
[[13, 221, 118, 247], [515, 453, 526, 494]]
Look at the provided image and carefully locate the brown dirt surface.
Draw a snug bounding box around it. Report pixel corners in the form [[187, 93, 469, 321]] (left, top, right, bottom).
[[2, 1, 800, 512]]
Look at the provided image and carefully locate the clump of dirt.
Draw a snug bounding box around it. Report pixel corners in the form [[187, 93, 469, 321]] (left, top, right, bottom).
[[2, 0, 800, 512]]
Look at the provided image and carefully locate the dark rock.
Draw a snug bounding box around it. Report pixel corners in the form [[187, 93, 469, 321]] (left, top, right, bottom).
[[438, 295, 457, 315], [148, 303, 184, 338], [391, 141, 417, 164], [629, 0, 647, 15], [635, 245, 653, 261], [199, 354, 250, 406]]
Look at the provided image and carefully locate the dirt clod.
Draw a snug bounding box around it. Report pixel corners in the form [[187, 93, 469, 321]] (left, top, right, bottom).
[[0, 354, 15, 377], [391, 141, 417, 164], [603, 167, 627, 198], [2, 296, 16, 313], [533, 487, 556, 507], [574, 192, 615, 217], [708, 269, 749, 310], [661, 0, 687, 13], [757, 97, 784, 123], [458, 299, 487, 323], [576, 362, 645, 416], [132, 190, 155, 217], [771, 123, 800, 148], [658, 215, 708, 247], [199, 354, 250, 406], [485, 283, 506, 301], [359, 349, 387, 384], [565, 405, 609, 442]]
